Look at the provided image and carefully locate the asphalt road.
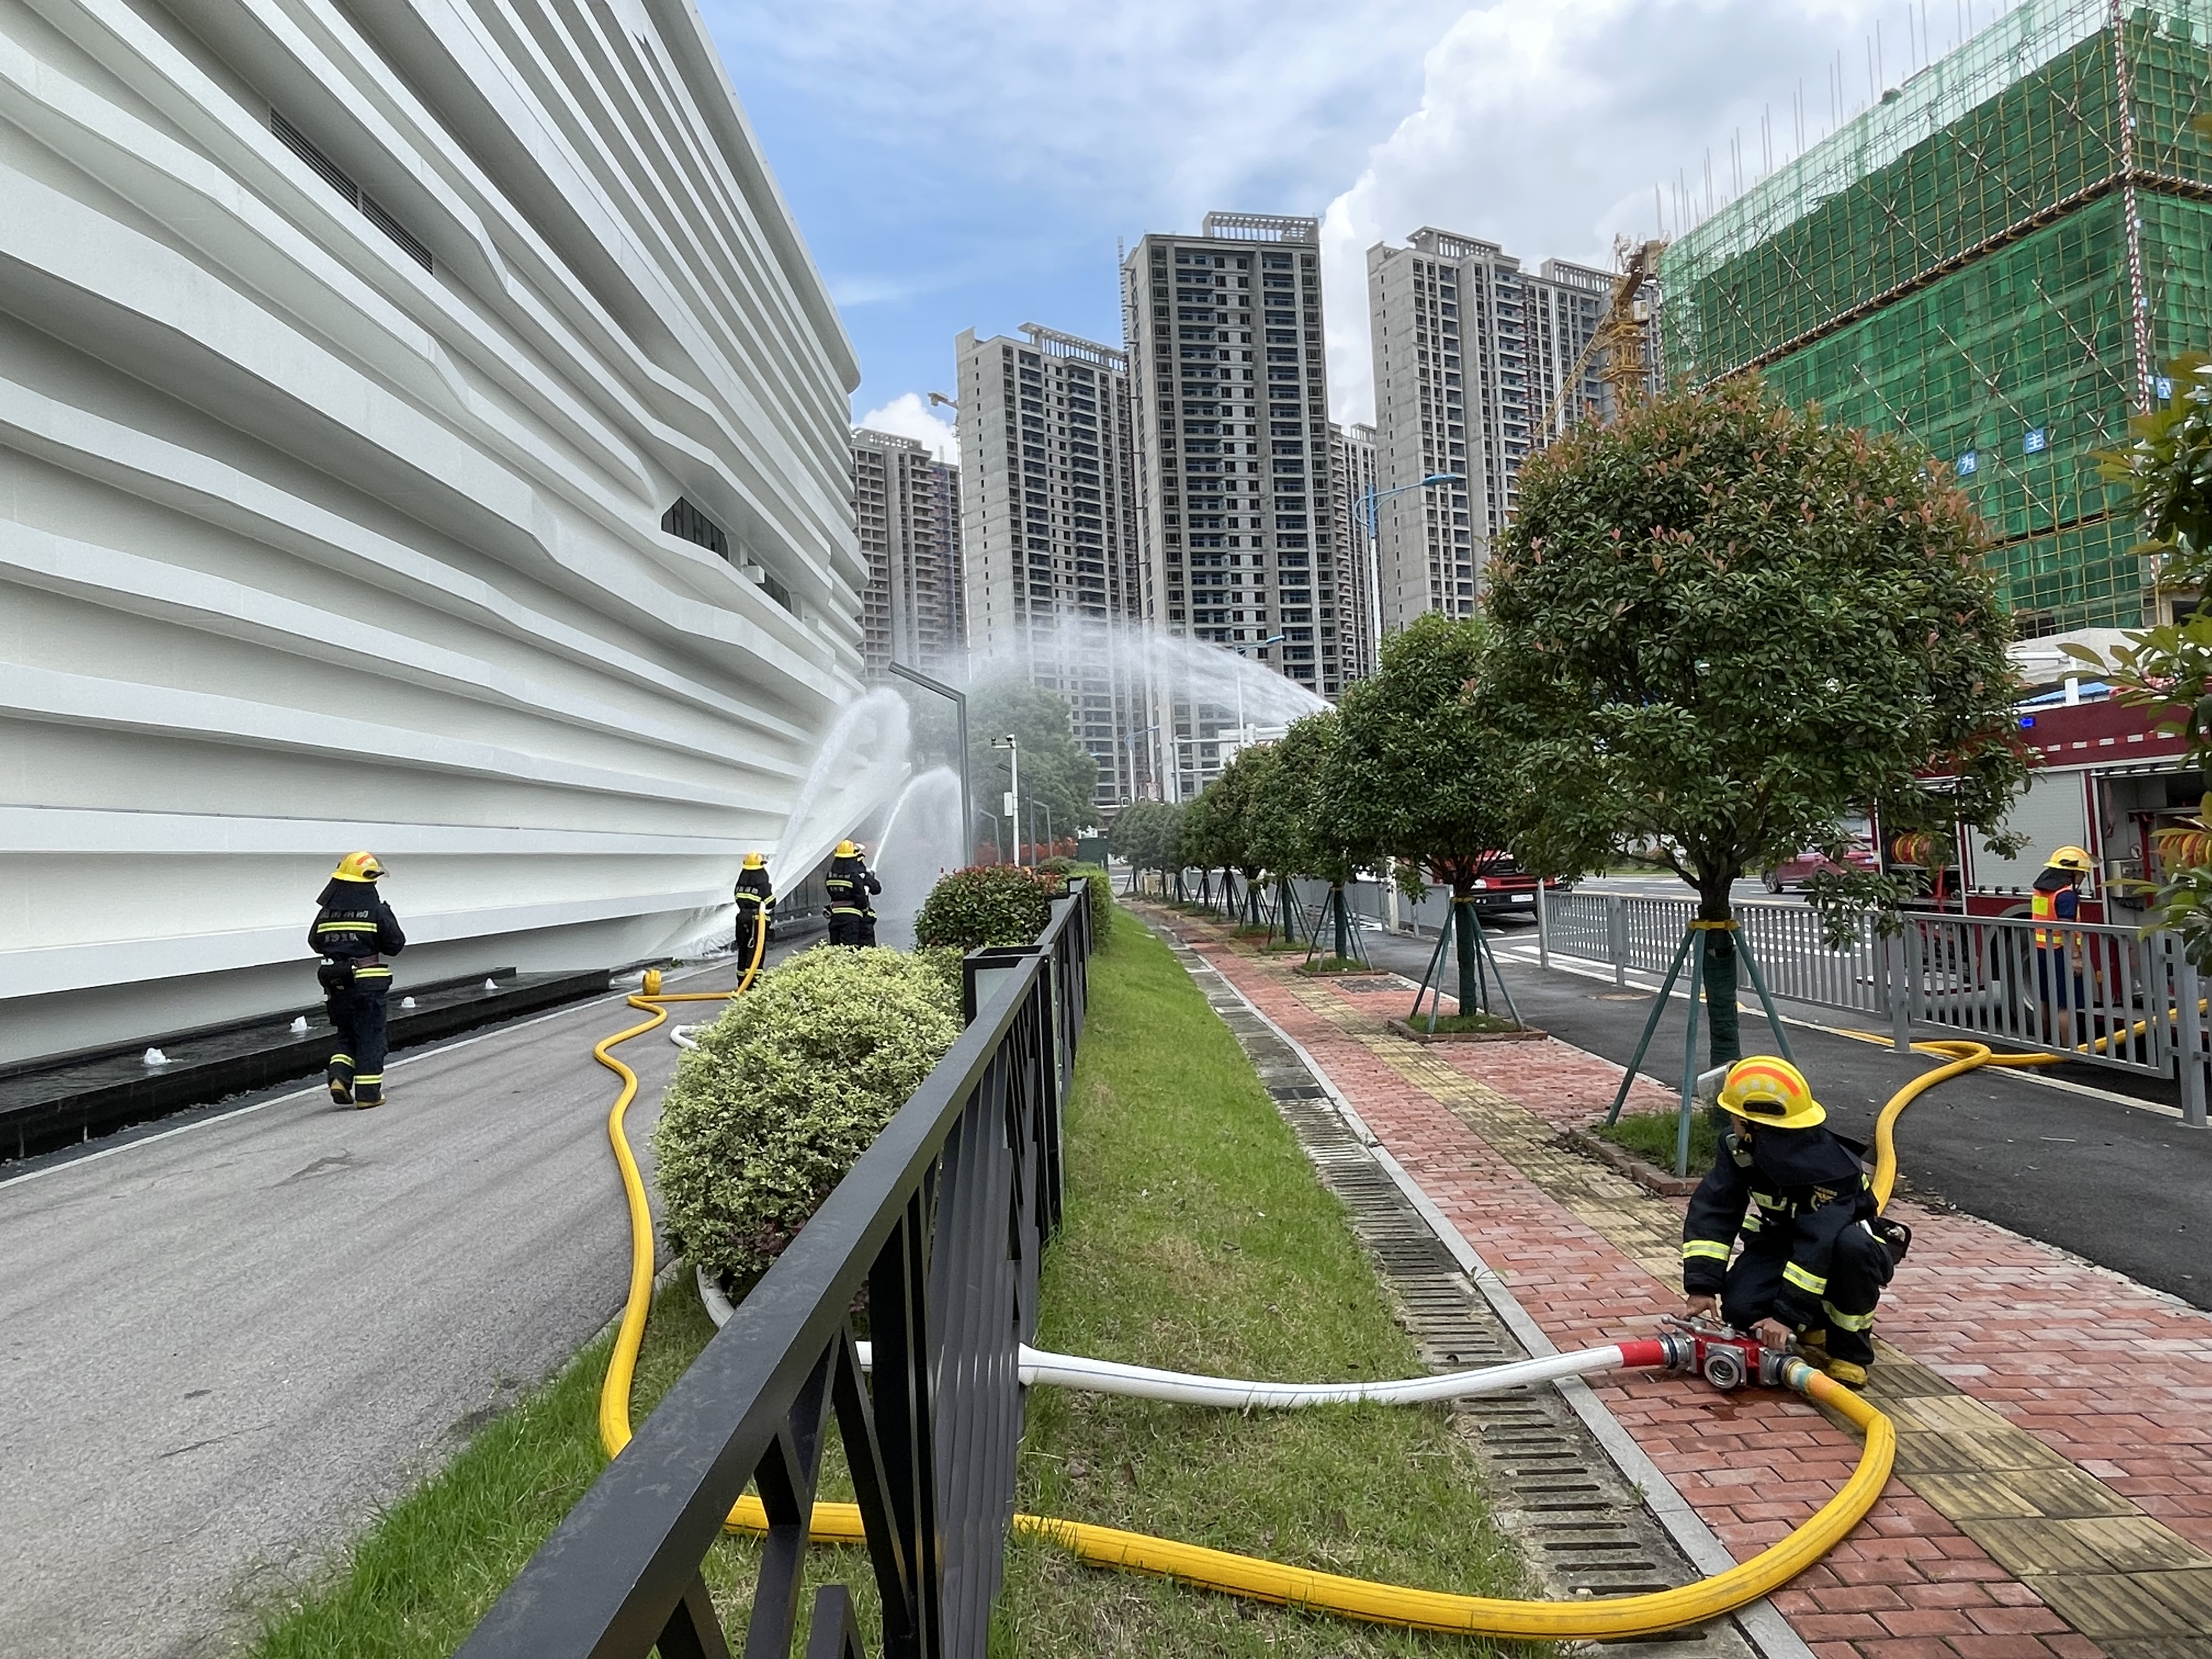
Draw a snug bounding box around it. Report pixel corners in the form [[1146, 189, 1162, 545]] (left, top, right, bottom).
[[1358, 921, 2212, 1311], [0, 956, 759, 1659]]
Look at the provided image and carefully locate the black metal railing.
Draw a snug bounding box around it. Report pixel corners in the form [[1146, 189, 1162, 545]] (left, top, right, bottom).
[[455, 893, 1093, 1659]]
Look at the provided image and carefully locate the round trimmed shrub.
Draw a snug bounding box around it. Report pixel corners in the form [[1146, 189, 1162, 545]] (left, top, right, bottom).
[[913, 865, 1058, 951], [654, 945, 960, 1286]]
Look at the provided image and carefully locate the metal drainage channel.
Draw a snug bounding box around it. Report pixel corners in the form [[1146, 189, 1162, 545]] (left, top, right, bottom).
[[1167, 939, 1756, 1658]]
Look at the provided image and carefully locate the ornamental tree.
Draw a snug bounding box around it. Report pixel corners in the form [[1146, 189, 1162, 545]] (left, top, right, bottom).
[[2091, 358, 2212, 963], [1244, 710, 1365, 959], [1173, 780, 1224, 904], [1200, 742, 1277, 926], [1334, 612, 1537, 1013], [1107, 799, 1182, 891], [1487, 376, 2028, 1066]]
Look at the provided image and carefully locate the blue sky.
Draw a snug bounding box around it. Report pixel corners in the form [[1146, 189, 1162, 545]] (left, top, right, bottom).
[[699, 0, 1996, 459]]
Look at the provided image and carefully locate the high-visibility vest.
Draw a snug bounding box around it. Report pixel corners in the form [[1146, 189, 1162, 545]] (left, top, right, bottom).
[[2032, 888, 2062, 947]]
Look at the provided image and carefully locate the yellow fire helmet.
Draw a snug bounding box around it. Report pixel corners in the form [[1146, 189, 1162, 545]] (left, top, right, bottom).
[[742, 851, 766, 870], [331, 850, 385, 883], [2046, 844, 2092, 874], [834, 839, 859, 859], [1716, 1055, 1826, 1131]]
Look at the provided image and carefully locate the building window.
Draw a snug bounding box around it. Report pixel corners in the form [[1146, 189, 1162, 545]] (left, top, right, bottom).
[[661, 497, 729, 560], [272, 111, 433, 272]]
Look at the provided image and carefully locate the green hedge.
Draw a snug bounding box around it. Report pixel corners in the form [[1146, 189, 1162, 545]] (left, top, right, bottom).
[[1068, 862, 1113, 944], [913, 865, 1059, 952], [654, 945, 960, 1286]]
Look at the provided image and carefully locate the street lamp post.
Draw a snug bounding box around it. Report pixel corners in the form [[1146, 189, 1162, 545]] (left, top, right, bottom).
[[1360, 472, 1464, 646], [1231, 633, 1288, 753], [991, 735, 1022, 867], [1123, 723, 1160, 801]]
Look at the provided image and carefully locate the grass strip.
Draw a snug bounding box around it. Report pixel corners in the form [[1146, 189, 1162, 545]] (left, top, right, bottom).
[[1598, 1107, 1722, 1173], [245, 896, 1535, 1658], [995, 902, 1533, 1656]]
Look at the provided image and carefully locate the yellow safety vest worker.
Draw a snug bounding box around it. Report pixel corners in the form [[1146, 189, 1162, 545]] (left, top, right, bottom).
[[2030, 886, 2078, 949]]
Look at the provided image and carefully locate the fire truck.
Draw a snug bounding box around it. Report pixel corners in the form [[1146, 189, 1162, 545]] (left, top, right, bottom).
[[1892, 645, 2200, 922]]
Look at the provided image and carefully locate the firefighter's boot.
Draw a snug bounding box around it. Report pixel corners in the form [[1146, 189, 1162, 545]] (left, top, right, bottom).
[[1824, 1357, 1870, 1388], [327, 1056, 354, 1106], [353, 1074, 384, 1110]]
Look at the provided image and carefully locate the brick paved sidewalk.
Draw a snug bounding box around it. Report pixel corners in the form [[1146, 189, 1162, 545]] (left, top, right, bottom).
[[1140, 906, 2212, 1659]]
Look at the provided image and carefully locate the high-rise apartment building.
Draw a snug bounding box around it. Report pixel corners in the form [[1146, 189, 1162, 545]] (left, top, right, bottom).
[[1329, 421, 1381, 681], [1366, 229, 1609, 630], [851, 429, 963, 677], [953, 324, 1144, 806], [1123, 212, 1346, 799]]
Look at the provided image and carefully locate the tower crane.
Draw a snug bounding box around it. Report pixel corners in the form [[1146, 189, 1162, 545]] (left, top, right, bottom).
[[1539, 236, 1668, 439]]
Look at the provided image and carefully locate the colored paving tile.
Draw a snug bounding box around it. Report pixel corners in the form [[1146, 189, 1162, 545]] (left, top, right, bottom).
[[1138, 906, 2212, 1659]]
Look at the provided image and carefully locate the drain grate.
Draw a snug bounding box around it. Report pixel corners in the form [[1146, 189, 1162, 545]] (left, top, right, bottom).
[[1171, 939, 1759, 1658]]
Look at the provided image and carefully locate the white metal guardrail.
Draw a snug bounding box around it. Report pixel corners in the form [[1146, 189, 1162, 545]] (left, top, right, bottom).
[[1891, 913, 2188, 1079], [1535, 890, 2209, 1126], [1538, 891, 1880, 1012]]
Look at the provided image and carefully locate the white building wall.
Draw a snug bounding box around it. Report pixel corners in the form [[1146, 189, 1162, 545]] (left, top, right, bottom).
[[0, 0, 864, 1063]]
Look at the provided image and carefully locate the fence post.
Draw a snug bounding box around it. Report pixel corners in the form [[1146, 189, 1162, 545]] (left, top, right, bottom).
[[1607, 894, 1627, 988], [2176, 935, 2207, 1130], [1888, 928, 1914, 1053], [1536, 879, 1551, 970]]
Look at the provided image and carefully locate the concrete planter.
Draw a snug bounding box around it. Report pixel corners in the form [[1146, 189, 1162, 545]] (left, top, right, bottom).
[[1562, 1125, 1702, 1197]]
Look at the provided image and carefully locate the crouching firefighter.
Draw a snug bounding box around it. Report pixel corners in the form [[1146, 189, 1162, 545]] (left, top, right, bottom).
[[733, 852, 774, 964], [1681, 1056, 1911, 1387], [825, 840, 881, 947], [309, 851, 407, 1108]]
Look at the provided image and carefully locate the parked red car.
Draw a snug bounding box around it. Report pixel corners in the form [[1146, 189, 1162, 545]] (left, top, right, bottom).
[[1764, 845, 1878, 893]]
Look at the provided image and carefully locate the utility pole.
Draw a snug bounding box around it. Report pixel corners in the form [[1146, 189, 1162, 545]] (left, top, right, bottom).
[[992, 735, 1022, 867]]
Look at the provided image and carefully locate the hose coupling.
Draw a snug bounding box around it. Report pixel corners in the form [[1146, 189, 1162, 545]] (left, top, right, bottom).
[[1657, 1316, 1773, 1392]]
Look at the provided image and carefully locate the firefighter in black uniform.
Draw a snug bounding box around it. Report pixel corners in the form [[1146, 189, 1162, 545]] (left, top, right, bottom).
[[1681, 1056, 1908, 1387], [733, 852, 774, 964], [308, 851, 407, 1109], [825, 840, 881, 946]]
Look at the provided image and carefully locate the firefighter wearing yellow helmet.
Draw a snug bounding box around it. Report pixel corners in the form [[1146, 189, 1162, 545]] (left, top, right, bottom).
[[1680, 1057, 1906, 1387], [2032, 844, 2092, 1045], [307, 852, 407, 1109], [824, 840, 881, 947], [732, 852, 774, 963]]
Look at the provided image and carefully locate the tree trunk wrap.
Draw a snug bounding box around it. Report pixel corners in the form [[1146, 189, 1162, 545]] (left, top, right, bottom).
[[1452, 895, 1482, 1014], [1332, 884, 1351, 961], [1699, 887, 1741, 1068]]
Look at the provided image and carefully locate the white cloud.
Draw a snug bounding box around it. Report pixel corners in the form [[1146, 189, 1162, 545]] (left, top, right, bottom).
[[1322, 0, 1904, 422], [856, 392, 960, 463], [702, 0, 1468, 222]]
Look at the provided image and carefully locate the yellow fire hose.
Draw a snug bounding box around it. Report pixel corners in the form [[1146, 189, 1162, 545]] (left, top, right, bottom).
[[586, 945, 2086, 1639]]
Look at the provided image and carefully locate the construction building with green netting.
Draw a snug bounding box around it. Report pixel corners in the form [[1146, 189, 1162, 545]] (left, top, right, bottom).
[[1660, 0, 2212, 633]]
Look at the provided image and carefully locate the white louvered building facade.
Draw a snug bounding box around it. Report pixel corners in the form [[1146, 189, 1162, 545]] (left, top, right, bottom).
[[0, 0, 865, 1064]]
